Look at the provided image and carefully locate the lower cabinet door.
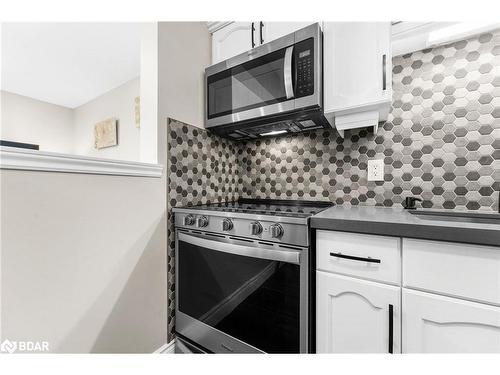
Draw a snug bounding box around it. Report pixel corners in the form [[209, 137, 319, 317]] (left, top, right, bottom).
[[402, 289, 500, 353], [316, 271, 401, 353]]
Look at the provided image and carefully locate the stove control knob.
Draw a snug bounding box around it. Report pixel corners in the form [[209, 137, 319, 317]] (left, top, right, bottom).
[[222, 218, 233, 231], [183, 214, 195, 226], [250, 221, 263, 235], [196, 216, 209, 228], [270, 223, 284, 238]]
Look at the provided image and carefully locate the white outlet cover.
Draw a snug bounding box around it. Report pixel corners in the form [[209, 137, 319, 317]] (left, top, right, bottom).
[[368, 159, 385, 181]]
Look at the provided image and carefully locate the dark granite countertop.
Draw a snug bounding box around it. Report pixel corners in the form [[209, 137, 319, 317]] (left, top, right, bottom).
[[310, 206, 500, 247]]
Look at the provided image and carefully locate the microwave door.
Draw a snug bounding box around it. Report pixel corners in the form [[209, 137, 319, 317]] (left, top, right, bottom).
[[206, 46, 295, 128]]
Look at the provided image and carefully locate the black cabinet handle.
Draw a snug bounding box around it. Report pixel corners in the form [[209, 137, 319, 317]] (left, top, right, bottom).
[[382, 54, 387, 91], [251, 22, 255, 48], [259, 21, 264, 44], [388, 304, 394, 354], [329, 252, 381, 264]]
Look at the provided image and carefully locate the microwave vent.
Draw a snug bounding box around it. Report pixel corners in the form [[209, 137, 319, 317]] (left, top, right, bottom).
[[298, 119, 317, 128], [215, 112, 330, 141]]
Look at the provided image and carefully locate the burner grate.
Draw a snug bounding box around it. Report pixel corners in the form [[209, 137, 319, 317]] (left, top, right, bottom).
[[184, 199, 333, 218]]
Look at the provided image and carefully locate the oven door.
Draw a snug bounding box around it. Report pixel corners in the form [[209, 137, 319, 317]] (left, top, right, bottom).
[[175, 230, 308, 353]]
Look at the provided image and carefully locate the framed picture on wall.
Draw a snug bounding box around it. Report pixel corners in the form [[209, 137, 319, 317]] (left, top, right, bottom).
[[94, 118, 118, 149]]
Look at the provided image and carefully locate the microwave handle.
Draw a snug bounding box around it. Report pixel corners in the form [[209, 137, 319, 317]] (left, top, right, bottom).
[[284, 45, 294, 99], [178, 231, 300, 265]]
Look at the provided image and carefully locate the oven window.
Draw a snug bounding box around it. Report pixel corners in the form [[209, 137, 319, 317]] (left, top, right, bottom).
[[207, 47, 290, 119], [178, 239, 300, 353]]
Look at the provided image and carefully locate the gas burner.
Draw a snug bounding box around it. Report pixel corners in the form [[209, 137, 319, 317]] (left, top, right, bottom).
[[181, 198, 333, 219]]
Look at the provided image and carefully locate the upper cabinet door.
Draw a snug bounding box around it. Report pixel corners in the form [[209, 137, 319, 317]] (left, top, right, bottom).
[[211, 22, 315, 64], [403, 289, 500, 353], [324, 22, 392, 111], [323, 22, 392, 136], [317, 271, 401, 353], [211, 22, 256, 64], [260, 22, 315, 45]]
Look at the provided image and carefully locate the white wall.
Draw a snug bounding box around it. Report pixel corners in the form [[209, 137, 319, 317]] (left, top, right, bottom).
[[2, 78, 141, 162], [0, 23, 211, 350], [73, 78, 140, 161], [139, 23, 159, 164], [1, 22, 208, 162], [158, 22, 211, 129], [0, 168, 167, 353], [156, 21, 211, 342], [1, 90, 74, 153]]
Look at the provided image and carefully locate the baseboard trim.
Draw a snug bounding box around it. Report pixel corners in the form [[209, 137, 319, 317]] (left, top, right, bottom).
[[154, 339, 175, 354]]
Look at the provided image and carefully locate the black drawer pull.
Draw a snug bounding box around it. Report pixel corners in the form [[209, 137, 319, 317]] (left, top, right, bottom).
[[251, 22, 255, 48], [329, 252, 381, 263], [388, 304, 394, 354]]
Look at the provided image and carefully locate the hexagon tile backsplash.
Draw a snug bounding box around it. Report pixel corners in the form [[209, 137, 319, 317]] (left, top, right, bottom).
[[238, 30, 500, 211], [166, 30, 500, 339]]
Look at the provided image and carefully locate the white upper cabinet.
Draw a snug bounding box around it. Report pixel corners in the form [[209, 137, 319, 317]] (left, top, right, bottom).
[[317, 272, 401, 353], [211, 22, 256, 64], [403, 289, 500, 353], [210, 22, 316, 65], [260, 22, 315, 45], [323, 22, 392, 138]]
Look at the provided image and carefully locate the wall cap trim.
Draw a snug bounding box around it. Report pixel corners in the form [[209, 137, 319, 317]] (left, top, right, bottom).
[[0, 146, 163, 178]]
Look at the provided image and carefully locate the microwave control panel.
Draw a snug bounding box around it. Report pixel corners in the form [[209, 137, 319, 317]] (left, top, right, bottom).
[[295, 38, 314, 98]]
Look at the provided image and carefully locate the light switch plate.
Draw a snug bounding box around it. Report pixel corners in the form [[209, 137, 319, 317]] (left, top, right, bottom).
[[367, 159, 385, 181]]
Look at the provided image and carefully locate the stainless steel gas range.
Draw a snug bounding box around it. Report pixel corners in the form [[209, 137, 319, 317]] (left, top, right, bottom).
[[173, 199, 332, 353]]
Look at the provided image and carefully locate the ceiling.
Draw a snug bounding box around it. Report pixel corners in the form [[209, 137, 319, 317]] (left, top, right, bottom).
[[1, 23, 143, 108]]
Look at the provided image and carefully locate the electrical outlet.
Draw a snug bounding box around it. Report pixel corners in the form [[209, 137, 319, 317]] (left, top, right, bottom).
[[367, 159, 385, 181]]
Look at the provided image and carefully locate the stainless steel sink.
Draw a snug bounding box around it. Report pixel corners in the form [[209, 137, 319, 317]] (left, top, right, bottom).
[[408, 209, 500, 225]]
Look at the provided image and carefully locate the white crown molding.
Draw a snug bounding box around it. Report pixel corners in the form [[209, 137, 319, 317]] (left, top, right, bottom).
[[391, 22, 456, 56], [391, 22, 449, 39], [206, 22, 233, 33], [0, 146, 163, 178]]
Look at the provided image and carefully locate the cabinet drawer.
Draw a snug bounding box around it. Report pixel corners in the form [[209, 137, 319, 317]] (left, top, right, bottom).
[[316, 230, 401, 285], [403, 239, 500, 306]]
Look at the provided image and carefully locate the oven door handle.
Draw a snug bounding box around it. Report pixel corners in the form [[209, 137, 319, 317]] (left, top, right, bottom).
[[178, 232, 301, 265], [284, 45, 294, 99]]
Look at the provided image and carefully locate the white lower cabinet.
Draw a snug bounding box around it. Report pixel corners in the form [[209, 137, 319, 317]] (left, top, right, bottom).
[[403, 239, 500, 306], [317, 271, 401, 353], [316, 230, 500, 353], [402, 289, 500, 353]]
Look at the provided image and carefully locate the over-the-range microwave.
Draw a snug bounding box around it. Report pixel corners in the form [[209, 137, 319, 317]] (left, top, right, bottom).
[[205, 23, 330, 140]]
